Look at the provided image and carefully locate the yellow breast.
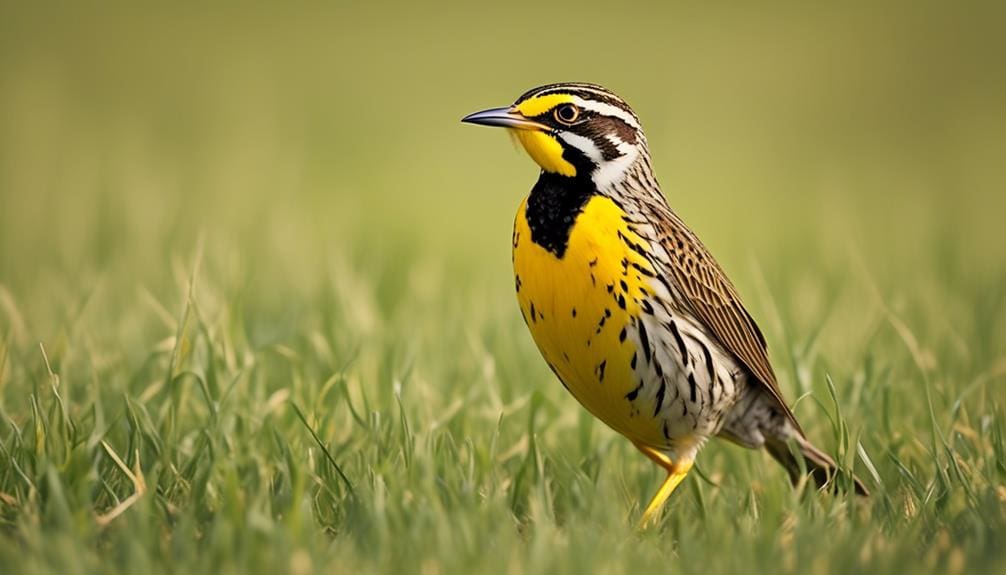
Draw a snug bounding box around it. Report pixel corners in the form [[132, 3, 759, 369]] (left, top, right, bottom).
[[513, 194, 665, 446]]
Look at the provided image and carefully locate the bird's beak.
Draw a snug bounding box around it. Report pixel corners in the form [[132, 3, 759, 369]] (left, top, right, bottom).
[[461, 106, 548, 131]]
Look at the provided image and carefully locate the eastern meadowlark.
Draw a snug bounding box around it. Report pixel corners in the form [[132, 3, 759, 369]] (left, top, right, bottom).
[[462, 83, 868, 527]]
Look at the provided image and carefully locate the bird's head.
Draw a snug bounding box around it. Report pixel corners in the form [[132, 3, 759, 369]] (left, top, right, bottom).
[[462, 83, 650, 191]]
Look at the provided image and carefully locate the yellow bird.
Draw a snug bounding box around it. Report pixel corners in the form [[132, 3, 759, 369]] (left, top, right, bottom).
[[463, 83, 867, 527]]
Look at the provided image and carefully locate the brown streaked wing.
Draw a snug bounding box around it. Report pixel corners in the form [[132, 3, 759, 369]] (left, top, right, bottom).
[[649, 204, 804, 434]]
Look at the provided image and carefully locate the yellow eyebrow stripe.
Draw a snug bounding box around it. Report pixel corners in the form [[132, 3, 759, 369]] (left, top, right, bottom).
[[514, 93, 574, 117]]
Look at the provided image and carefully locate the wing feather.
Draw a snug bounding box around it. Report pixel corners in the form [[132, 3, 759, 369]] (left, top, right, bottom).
[[648, 205, 803, 433]]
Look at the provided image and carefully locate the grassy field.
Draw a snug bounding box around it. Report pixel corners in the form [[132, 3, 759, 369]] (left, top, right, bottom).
[[1, 2, 1005, 573]]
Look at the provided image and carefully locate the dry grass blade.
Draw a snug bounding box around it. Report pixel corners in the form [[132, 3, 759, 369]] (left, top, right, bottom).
[[95, 442, 147, 526]]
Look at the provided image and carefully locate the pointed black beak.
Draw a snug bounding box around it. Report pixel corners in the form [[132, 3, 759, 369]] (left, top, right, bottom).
[[461, 107, 548, 130]]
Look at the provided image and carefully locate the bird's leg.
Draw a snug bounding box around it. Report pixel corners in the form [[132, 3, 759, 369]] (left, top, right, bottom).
[[634, 443, 694, 528]]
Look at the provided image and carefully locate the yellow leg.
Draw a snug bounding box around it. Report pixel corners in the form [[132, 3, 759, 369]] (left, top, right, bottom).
[[634, 443, 694, 529]]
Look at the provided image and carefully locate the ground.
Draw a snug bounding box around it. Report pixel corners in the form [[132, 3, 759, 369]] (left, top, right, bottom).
[[1, 2, 1004, 574]]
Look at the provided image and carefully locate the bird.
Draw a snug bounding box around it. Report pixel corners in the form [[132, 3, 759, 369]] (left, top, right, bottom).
[[462, 82, 868, 527]]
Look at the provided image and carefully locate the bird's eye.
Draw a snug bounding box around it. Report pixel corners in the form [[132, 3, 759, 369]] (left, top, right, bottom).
[[554, 104, 580, 124]]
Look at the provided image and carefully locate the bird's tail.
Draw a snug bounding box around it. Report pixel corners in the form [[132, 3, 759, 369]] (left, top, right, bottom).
[[765, 434, 870, 496]]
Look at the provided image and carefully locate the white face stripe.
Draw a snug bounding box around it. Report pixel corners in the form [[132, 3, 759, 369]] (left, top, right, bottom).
[[558, 131, 641, 191], [558, 131, 604, 163], [571, 96, 641, 130], [594, 138, 639, 189]]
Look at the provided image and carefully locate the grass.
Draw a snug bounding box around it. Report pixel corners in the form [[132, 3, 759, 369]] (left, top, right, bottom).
[[1, 2, 1005, 574]]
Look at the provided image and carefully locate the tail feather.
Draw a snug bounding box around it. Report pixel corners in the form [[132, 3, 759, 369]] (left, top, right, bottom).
[[765, 435, 870, 496]]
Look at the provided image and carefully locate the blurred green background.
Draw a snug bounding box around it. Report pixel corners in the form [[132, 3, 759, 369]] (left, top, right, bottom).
[[1, 1, 1005, 574], [3, 1, 1004, 305]]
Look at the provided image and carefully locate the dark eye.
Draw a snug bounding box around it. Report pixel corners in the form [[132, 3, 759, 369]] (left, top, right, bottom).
[[554, 104, 580, 124]]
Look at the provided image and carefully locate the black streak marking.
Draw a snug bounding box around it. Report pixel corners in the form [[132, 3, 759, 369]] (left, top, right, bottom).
[[617, 230, 650, 260], [640, 299, 654, 314], [530, 302, 537, 323], [688, 373, 697, 403], [669, 321, 688, 366], [625, 381, 643, 401], [619, 327, 627, 343], [630, 352, 637, 370], [620, 279, 628, 292], [596, 360, 607, 382], [663, 421, 671, 440], [638, 321, 651, 363], [632, 262, 654, 277], [653, 381, 666, 416], [571, 307, 577, 318], [654, 275, 675, 299], [617, 294, 626, 309], [700, 340, 715, 380]]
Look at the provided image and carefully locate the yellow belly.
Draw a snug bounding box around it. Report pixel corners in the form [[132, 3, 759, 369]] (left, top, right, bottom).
[[513, 194, 665, 446]]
